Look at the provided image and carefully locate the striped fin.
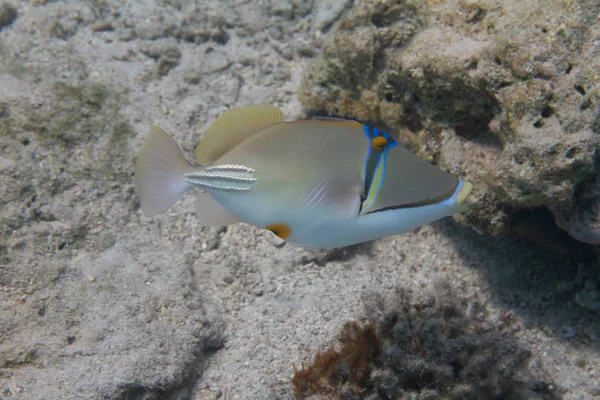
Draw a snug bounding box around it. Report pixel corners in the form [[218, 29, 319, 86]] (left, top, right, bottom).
[[184, 164, 258, 192], [195, 104, 284, 164]]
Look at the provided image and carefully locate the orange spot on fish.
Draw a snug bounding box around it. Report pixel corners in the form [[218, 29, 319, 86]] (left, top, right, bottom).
[[266, 223, 292, 239], [372, 136, 388, 152]]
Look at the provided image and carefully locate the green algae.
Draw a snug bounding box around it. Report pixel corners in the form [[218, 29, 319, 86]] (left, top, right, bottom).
[[24, 82, 134, 172], [24, 82, 112, 146]]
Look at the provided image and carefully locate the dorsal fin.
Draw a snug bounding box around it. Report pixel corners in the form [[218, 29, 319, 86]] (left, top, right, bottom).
[[195, 104, 284, 164]]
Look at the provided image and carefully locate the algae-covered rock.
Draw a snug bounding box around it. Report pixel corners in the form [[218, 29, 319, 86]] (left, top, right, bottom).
[[294, 283, 558, 399], [0, 2, 17, 30], [301, 0, 600, 242]]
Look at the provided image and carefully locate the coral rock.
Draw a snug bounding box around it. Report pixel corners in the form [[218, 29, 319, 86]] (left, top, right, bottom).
[[300, 0, 600, 244]]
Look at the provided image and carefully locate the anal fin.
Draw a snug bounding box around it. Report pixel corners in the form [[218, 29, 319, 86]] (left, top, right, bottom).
[[194, 193, 241, 226]]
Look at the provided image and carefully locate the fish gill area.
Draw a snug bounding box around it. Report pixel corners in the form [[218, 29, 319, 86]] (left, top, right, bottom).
[[0, 0, 599, 399]]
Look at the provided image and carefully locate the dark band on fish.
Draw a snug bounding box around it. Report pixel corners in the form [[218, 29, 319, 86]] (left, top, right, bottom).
[[362, 125, 381, 199], [364, 183, 459, 214]]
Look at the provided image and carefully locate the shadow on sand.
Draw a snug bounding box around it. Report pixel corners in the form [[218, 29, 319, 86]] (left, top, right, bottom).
[[436, 217, 599, 351]]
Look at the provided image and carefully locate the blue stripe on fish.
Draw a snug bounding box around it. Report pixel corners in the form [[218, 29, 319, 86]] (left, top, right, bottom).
[[361, 125, 399, 213], [372, 144, 391, 207], [362, 125, 391, 210], [383, 132, 398, 148]]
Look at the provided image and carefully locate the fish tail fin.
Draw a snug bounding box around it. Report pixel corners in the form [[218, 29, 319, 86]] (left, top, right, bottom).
[[135, 125, 193, 217], [455, 180, 474, 212]]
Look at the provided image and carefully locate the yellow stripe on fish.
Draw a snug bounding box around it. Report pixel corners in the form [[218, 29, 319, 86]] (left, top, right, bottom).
[[360, 126, 399, 214], [135, 104, 474, 249]]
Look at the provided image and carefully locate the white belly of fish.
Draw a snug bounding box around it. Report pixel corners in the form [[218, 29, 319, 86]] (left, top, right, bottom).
[[290, 199, 462, 249], [212, 188, 462, 249]]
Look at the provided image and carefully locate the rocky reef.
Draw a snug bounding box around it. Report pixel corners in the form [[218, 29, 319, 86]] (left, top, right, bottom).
[[301, 0, 600, 245]]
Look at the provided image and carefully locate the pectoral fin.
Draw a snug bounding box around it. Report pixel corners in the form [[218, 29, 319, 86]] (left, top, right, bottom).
[[299, 175, 362, 220]]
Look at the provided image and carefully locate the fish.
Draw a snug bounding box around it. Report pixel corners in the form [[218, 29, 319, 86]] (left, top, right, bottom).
[[135, 104, 473, 249]]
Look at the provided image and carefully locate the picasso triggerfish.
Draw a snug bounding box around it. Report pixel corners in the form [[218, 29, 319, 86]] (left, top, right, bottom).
[[135, 104, 473, 248]]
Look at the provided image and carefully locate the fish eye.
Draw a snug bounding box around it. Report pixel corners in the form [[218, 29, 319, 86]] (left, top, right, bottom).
[[372, 136, 388, 152], [266, 223, 292, 239]]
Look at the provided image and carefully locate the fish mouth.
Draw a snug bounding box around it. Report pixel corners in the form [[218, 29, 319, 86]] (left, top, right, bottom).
[[455, 181, 474, 212]]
